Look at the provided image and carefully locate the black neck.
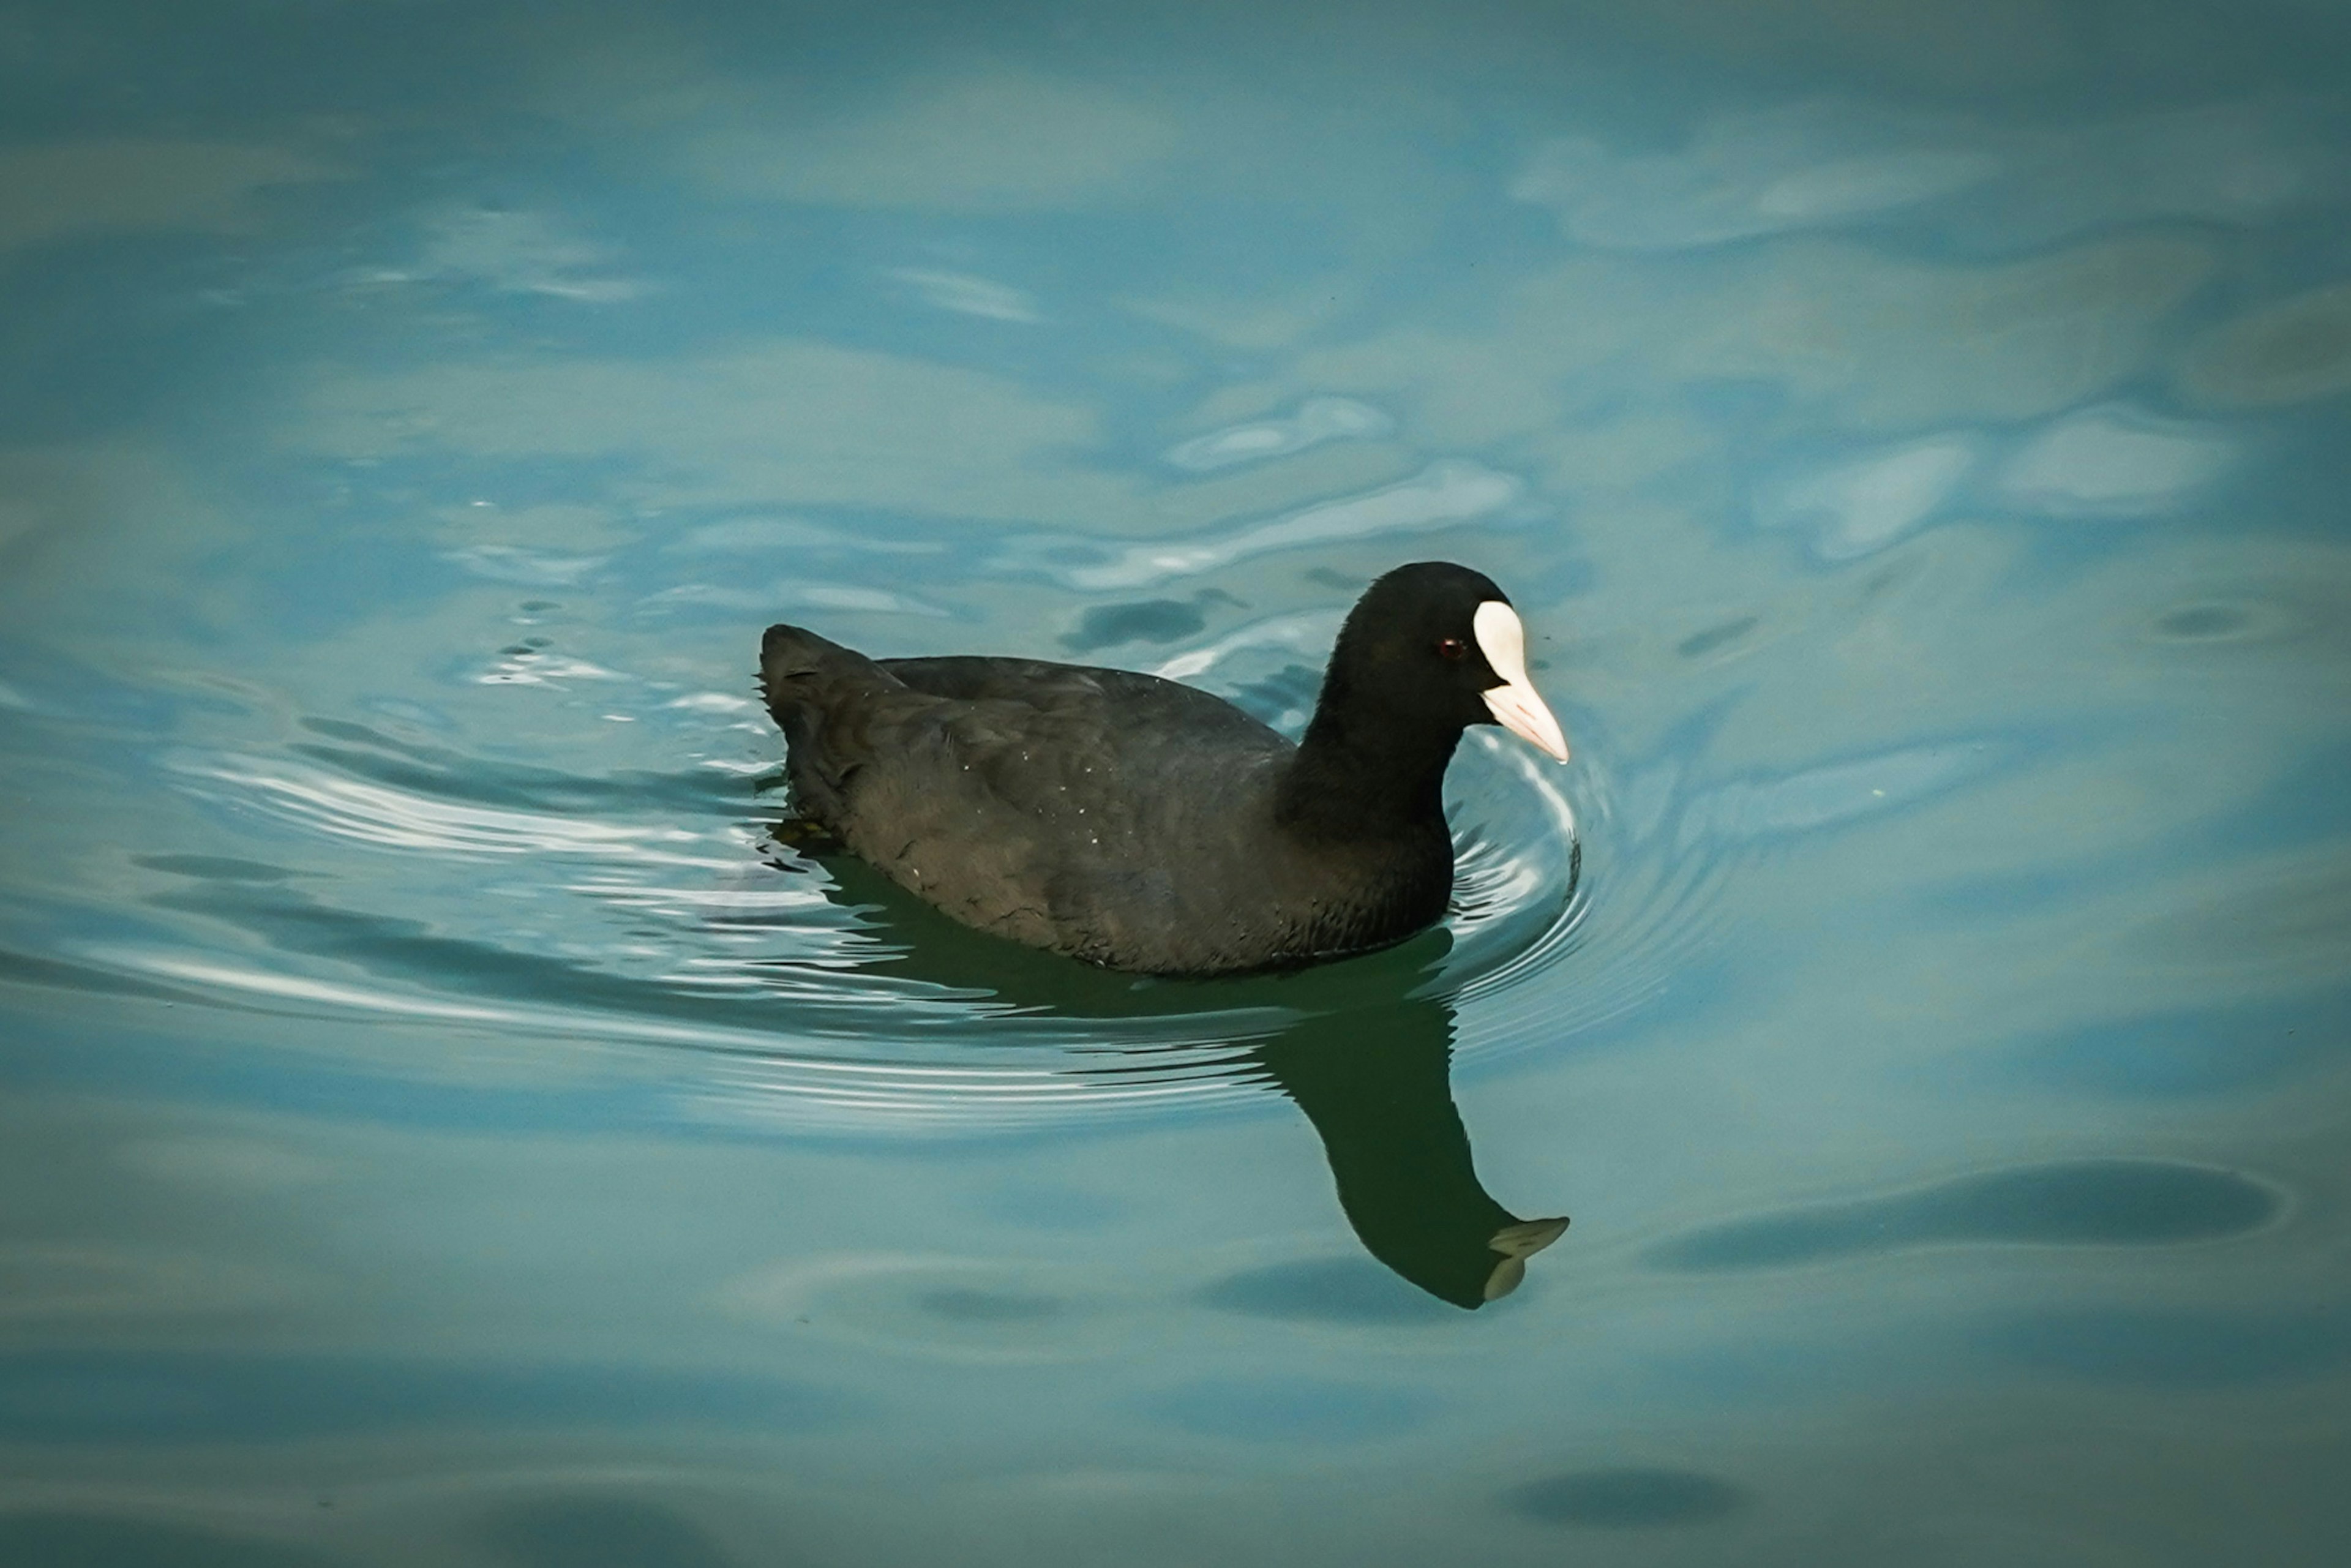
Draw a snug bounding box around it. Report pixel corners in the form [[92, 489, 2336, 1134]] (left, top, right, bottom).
[[1276, 697, 1464, 840]]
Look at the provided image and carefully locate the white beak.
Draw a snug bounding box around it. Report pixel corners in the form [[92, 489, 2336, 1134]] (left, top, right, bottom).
[[1473, 601, 1570, 763]]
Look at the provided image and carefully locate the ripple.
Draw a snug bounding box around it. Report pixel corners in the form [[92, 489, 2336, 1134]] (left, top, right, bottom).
[[0, 1243, 309, 1320], [1136, 1376, 1434, 1442], [1675, 615, 1759, 661], [1060, 590, 1236, 654], [714, 1254, 1128, 1363], [66, 936, 1287, 1130], [1998, 405, 2234, 517], [1755, 434, 1979, 560], [2152, 602, 2255, 640], [1984, 1305, 2351, 1386], [475, 1495, 734, 1568], [1162, 396, 1392, 471], [164, 749, 722, 862], [1504, 1469, 1752, 1529], [116, 737, 1559, 1122], [0, 1515, 347, 1568], [998, 461, 1524, 592], [1648, 1160, 2282, 1272], [1194, 1257, 1460, 1326], [92, 673, 1758, 1135], [2143, 592, 2308, 647], [1441, 735, 1737, 1072], [2178, 279, 2351, 408], [0, 1349, 847, 1442], [129, 854, 300, 882]]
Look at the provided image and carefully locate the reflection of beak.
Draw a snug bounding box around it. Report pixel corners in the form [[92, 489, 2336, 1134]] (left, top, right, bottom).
[[1483, 1215, 1572, 1301], [1473, 601, 1570, 763]]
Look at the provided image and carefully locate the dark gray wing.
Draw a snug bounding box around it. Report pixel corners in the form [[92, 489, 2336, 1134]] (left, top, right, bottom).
[[765, 636, 1300, 965]]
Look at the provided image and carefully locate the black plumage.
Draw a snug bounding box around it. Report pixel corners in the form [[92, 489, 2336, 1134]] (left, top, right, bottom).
[[759, 561, 1567, 976]]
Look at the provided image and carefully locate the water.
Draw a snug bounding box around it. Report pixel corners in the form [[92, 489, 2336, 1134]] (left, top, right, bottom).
[[3, 2, 2349, 1562]]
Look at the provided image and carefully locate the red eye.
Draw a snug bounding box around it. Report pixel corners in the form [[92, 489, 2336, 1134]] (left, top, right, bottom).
[[1436, 637, 1468, 660]]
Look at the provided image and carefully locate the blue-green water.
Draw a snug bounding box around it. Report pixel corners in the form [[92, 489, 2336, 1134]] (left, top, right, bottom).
[[4, 2, 2349, 1562]]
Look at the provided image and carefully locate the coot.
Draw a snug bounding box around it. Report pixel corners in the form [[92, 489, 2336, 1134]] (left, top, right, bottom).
[[759, 561, 1569, 976]]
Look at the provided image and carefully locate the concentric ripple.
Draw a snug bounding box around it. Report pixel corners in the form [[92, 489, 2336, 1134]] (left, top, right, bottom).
[[1, 672, 1736, 1133]]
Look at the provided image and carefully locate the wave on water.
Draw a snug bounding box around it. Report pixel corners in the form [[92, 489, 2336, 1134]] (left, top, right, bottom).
[[2, 683, 1738, 1133]]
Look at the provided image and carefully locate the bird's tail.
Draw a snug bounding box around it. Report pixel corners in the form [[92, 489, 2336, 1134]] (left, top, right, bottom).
[[758, 623, 896, 739]]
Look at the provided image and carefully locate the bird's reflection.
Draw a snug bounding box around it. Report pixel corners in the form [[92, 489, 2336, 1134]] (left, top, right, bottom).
[[1253, 997, 1568, 1307], [774, 832, 1569, 1309]]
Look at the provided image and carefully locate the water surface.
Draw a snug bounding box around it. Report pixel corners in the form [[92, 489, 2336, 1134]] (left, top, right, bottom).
[[3, 2, 2349, 1564]]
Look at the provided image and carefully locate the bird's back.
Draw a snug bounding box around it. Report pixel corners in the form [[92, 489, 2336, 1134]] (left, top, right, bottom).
[[763, 626, 1415, 972]]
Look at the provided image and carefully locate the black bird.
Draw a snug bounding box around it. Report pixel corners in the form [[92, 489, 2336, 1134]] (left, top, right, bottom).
[[759, 561, 1569, 976]]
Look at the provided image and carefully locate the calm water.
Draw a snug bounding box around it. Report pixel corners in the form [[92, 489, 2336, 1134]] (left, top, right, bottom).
[[4, 2, 2350, 1564]]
